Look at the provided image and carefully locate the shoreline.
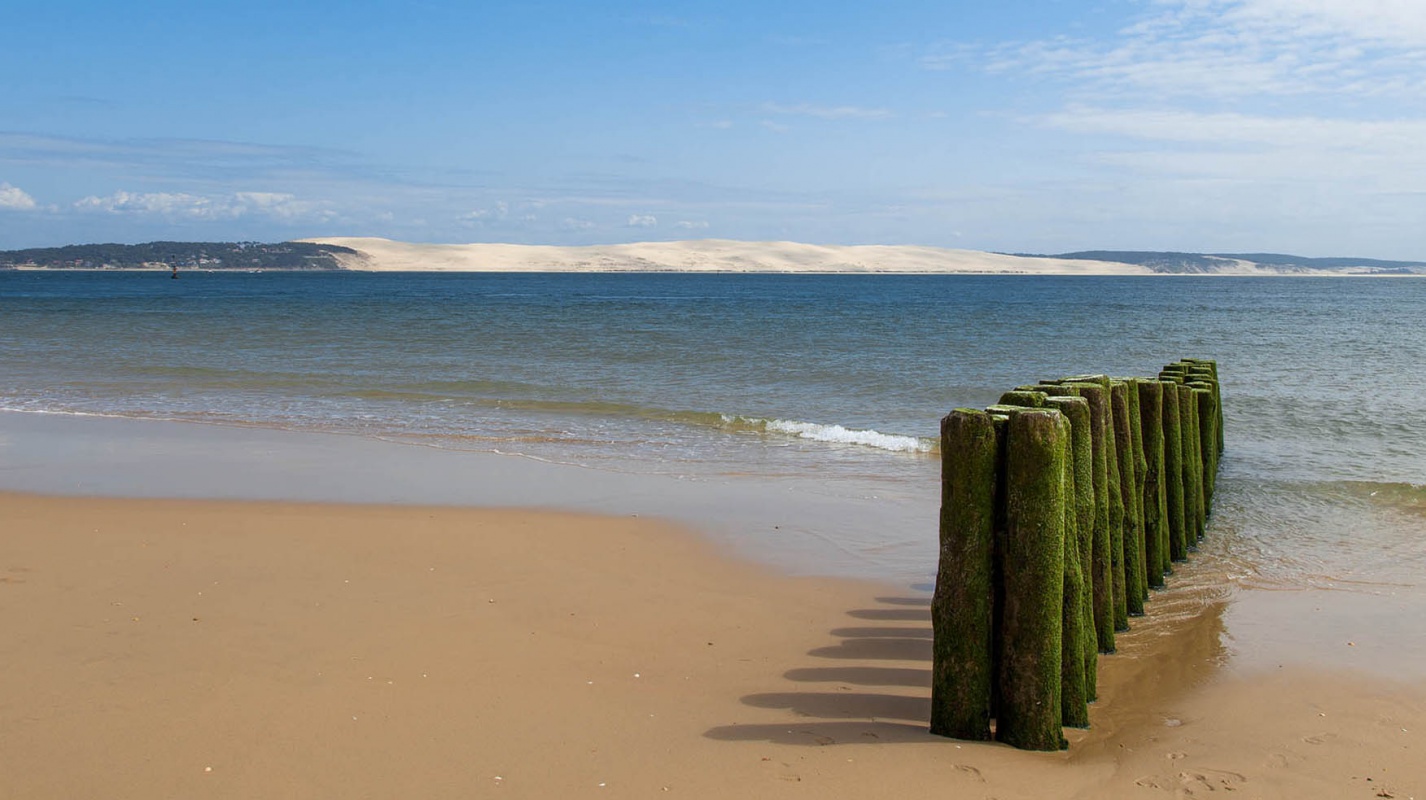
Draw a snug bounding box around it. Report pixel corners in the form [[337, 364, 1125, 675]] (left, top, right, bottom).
[[3, 491, 1421, 798], [0, 408, 940, 582]]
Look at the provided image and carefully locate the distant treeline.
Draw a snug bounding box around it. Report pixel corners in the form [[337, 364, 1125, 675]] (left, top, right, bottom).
[[0, 241, 357, 270], [1028, 250, 1426, 274]]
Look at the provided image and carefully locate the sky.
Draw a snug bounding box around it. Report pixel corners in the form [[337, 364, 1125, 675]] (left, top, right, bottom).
[[2, 0, 1425, 259]]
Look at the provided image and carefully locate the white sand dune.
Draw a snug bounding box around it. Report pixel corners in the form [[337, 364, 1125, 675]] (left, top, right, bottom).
[[300, 237, 1152, 275]]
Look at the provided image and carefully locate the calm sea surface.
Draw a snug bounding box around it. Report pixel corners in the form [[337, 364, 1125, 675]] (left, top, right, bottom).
[[2, 271, 1423, 597]]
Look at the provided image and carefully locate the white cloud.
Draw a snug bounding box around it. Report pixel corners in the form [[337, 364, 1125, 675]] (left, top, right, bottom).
[[761, 102, 892, 120], [1043, 107, 1426, 149], [1038, 107, 1426, 193], [560, 217, 596, 231], [459, 200, 510, 223], [626, 214, 658, 228], [1227, 0, 1426, 47], [0, 182, 38, 211], [933, 0, 1426, 100], [674, 220, 710, 230], [72, 190, 334, 222]]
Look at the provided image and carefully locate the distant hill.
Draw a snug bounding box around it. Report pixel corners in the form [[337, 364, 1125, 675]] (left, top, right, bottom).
[[4, 239, 1421, 275], [1036, 250, 1426, 275], [0, 241, 357, 271]]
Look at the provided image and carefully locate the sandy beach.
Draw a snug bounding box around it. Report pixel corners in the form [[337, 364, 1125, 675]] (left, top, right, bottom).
[[4, 491, 1421, 799]]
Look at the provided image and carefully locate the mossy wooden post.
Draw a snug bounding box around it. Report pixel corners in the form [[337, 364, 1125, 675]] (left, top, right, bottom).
[[1110, 381, 1144, 617], [1132, 379, 1169, 587], [997, 408, 1067, 751], [1177, 384, 1204, 543], [1180, 355, 1226, 456], [1045, 394, 1096, 708], [1052, 412, 1089, 728], [1124, 379, 1149, 608], [1099, 381, 1127, 632], [931, 409, 999, 741], [1191, 384, 1218, 505], [1068, 382, 1115, 653], [1161, 381, 1188, 562], [1160, 363, 1188, 382], [988, 414, 1010, 721], [999, 390, 1046, 407]]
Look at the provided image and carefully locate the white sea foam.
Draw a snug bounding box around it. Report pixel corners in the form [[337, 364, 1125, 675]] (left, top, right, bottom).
[[724, 415, 932, 453]]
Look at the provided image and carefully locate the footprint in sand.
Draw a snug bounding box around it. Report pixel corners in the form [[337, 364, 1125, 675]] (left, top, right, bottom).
[[954, 764, 986, 783], [1135, 769, 1246, 796], [1302, 732, 1338, 745], [1265, 751, 1300, 768]]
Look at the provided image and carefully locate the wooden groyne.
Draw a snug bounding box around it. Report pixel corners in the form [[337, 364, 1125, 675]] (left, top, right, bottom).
[[930, 359, 1222, 750]]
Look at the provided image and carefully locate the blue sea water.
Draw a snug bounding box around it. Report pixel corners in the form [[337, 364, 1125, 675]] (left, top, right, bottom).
[[1, 270, 1423, 600]]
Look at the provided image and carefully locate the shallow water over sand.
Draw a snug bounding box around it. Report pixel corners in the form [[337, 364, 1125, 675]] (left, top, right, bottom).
[[2, 271, 1424, 674]]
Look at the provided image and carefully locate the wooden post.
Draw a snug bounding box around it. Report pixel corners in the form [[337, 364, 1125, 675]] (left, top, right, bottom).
[[997, 408, 1067, 751], [1178, 384, 1204, 544], [1111, 381, 1144, 618], [1191, 383, 1218, 505], [1124, 379, 1149, 607], [1132, 379, 1169, 587], [1161, 380, 1188, 562], [1053, 411, 1089, 728], [1043, 393, 1095, 704], [931, 409, 1000, 740], [1067, 381, 1116, 653]]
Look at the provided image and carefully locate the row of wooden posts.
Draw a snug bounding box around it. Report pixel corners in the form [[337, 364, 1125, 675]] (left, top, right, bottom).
[[929, 359, 1223, 751]]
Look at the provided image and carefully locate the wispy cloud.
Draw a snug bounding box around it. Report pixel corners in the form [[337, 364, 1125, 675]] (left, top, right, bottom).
[[761, 102, 892, 120], [1043, 106, 1426, 148], [626, 214, 658, 228], [72, 190, 336, 222], [458, 200, 510, 224], [674, 220, 709, 230], [927, 0, 1426, 100], [0, 181, 37, 211], [0, 132, 363, 179]]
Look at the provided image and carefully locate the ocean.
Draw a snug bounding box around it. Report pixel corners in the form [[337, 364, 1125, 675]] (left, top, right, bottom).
[[2, 271, 1424, 642]]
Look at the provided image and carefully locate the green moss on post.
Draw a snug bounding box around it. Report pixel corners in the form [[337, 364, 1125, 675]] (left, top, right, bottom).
[[930, 409, 1000, 741], [1191, 384, 1218, 505], [988, 414, 1009, 721], [1178, 384, 1204, 544], [1066, 382, 1115, 654], [997, 408, 1067, 751], [1124, 380, 1149, 607], [1045, 394, 1096, 704], [1132, 380, 1169, 587], [1104, 382, 1128, 633], [1053, 412, 1089, 728], [999, 390, 1046, 408], [1110, 381, 1145, 617], [1162, 381, 1188, 562]]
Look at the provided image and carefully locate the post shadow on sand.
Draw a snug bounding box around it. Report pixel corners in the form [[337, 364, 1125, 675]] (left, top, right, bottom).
[[703, 593, 942, 747], [703, 581, 1232, 749]]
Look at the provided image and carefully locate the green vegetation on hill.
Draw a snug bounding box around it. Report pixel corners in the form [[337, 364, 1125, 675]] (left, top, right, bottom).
[[0, 241, 356, 270]]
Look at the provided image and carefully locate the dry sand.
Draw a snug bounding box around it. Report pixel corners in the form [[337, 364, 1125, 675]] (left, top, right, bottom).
[[301, 237, 1152, 275], [3, 493, 1421, 799]]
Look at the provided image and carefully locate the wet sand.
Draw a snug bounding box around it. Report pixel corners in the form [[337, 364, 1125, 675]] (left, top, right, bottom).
[[3, 493, 1421, 799]]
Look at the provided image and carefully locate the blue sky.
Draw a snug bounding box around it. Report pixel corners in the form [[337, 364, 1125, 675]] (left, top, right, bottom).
[[2, 0, 1424, 258]]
